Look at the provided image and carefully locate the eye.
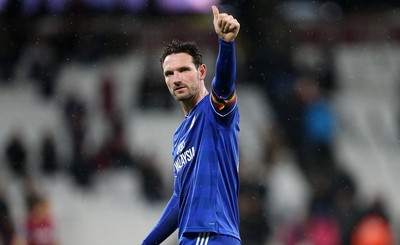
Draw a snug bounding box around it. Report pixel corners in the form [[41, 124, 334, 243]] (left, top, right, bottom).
[[164, 71, 173, 77], [179, 67, 190, 73]]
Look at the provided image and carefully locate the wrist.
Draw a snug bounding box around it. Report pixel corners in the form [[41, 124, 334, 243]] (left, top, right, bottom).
[[218, 37, 235, 45]]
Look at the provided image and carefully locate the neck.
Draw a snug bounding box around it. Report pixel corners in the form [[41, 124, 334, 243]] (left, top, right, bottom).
[[181, 88, 209, 116]]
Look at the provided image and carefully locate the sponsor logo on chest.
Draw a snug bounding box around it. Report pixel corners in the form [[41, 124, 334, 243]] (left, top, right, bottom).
[[174, 140, 195, 173]]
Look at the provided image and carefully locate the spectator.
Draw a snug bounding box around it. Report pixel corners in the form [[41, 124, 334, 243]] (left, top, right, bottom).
[[99, 73, 117, 119], [92, 115, 134, 171], [0, 188, 16, 245], [274, 178, 341, 245], [351, 197, 395, 245], [4, 131, 28, 178], [69, 143, 93, 189], [303, 172, 341, 245], [239, 181, 269, 245], [303, 212, 341, 245], [29, 36, 60, 99], [24, 196, 59, 245], [63, 93, 88, 150], [136, 154, 165, 202], [22, 177, 42, 213], [0, 4, 24, 83], [39, 132, 59, 175], [291, 75, 337, 191], [331, 169, 363, 244]]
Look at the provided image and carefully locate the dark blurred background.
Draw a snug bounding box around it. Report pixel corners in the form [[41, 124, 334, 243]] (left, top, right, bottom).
[[0, 0, 399, 244]]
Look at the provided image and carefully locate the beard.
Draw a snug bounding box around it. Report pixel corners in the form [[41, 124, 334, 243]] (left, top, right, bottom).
[[172, 86, 193, 101]]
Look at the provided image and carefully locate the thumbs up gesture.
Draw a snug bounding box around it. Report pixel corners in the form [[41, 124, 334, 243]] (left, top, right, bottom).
[[212, 5, 240, 42]]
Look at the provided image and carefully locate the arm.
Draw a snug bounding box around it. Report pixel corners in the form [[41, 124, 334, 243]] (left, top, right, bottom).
[[142, 194, 179, 245], [210, 6, 240, 114], [212, 38, 236, 110]]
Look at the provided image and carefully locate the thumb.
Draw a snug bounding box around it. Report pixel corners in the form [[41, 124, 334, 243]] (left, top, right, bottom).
[[211, 5, 219, 20]]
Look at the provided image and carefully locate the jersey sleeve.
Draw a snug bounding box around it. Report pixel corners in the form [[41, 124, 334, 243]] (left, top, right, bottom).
[[142, 188, 179, 244], [211, 38, 237, 117]]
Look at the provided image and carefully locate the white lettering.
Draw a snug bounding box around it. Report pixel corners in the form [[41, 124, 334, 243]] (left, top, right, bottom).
[[177, 141, 185, 154], [174, 146, 195, 172]]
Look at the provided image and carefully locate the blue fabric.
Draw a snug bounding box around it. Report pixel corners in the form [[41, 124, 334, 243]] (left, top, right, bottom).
[[304, 100, 334, 143], [142, 194, 179, 244], [212, 38, 236, 98], [172, 94, 240, 241]]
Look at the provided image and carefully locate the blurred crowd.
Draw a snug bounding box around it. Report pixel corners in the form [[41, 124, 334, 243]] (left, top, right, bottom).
[[234, 1, 397, 245], [0, 0, 399, 245]]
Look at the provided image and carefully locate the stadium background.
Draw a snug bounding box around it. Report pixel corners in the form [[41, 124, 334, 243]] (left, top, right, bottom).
[[0, 0, 399, 244]]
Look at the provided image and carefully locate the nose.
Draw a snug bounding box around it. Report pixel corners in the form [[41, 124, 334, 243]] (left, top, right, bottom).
[[172, 71, 182, 84]]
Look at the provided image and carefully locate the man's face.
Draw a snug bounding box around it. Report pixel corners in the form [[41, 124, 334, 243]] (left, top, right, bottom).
[[162, 53, 206, 102]]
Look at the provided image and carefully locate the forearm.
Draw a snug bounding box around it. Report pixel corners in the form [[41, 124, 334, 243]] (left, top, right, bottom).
[[212, 37, 236, 98], [142, 194, 179, 245]]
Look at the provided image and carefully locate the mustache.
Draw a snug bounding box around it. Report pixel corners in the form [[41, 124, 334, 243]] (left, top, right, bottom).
[[173, 84, 186, 91]]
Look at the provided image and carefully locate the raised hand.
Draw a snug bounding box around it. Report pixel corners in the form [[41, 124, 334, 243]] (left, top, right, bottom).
[[212, 5, 240, 42]]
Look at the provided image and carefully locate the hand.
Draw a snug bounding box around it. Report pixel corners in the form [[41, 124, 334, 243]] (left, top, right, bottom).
[[212, 5, 240, 42]]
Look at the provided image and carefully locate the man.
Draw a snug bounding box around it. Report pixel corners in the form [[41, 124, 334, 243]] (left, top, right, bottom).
[[142, 5, 241, 245]]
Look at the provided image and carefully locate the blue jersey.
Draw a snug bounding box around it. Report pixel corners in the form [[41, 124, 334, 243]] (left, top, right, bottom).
[[172, 39, 240, 240]]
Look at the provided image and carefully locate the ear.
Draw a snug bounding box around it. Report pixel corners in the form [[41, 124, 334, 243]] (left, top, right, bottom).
[[198, 64, 207, 80]]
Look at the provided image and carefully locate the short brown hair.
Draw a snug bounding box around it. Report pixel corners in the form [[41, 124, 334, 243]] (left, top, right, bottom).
[[160, 39, 203, 68]]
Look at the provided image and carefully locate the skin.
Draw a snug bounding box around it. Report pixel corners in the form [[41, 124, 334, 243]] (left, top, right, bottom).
[[162, 5, 240, 116]]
